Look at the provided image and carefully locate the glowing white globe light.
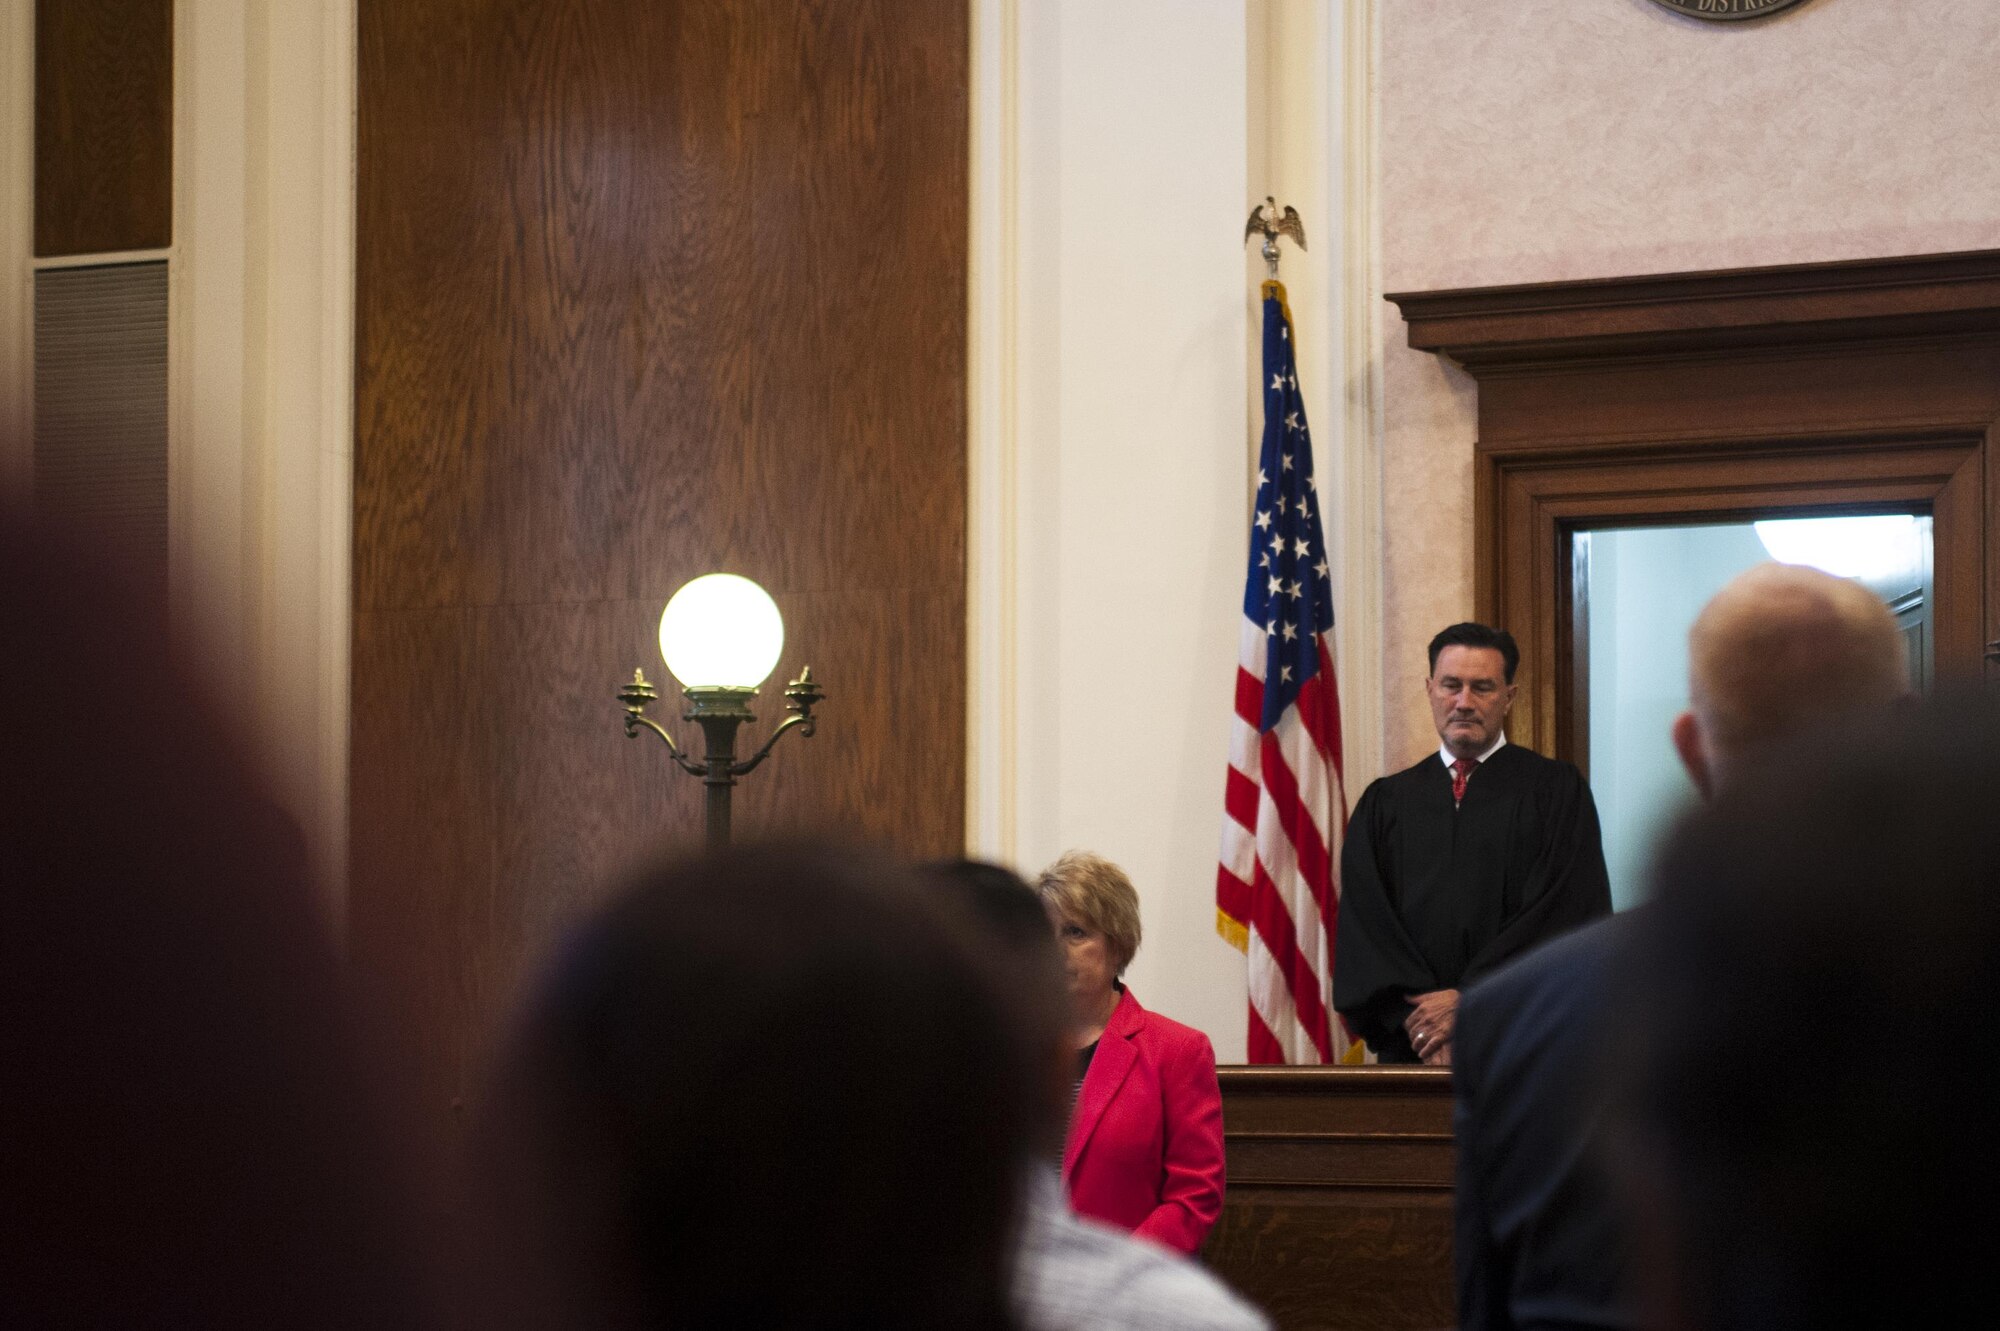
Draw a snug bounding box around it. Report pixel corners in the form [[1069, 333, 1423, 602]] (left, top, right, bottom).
[[1753, 515, 1922, 583], [657, 574, 785, 689]]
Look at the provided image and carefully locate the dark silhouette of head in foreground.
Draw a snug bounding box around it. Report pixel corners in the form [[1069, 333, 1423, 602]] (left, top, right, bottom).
[[922, 858, 1073, 1158], [0, 510, 431, 1326], [1614, 692, 2000, 1331], [484, 842, 1038, 1330]]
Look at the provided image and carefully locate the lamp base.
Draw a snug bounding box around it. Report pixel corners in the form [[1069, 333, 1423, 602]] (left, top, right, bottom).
[[681, 685, 758, 723], [680, 686, 756, 850]]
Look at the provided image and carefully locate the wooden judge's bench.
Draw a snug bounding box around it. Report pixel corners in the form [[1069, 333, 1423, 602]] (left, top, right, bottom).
[[1204, 1067, 1457, 1331]]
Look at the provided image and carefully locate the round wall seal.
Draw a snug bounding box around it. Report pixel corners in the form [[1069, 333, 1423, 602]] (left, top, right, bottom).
[[1647, 0, 1811, 20]]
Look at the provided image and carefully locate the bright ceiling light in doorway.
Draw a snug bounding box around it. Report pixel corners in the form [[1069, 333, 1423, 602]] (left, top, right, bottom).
[[1752, 514, 1924, 583]]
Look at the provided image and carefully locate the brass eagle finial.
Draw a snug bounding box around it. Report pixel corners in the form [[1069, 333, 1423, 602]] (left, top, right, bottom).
[[1244, 196, 1306, 279]]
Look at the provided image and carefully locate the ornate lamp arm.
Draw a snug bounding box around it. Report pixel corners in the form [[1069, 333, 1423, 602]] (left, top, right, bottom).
[[731, 667, 825, 777], [618, 663, 826, 848], [618, 670, 706, 777]]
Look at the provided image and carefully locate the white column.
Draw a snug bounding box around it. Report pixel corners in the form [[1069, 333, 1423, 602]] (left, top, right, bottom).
[[969, 0, 1381, 1057], [970, 0, 1257, 1057], [0, 0, 33, 493], [1249, 0, 1386, 796], [174, 0, 356, 931]]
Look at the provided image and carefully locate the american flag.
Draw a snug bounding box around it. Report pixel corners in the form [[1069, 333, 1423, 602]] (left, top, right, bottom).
[[1215, 281, 1351, 1066]]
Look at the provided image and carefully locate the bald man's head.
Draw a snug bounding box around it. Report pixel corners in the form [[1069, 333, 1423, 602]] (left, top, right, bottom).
[[1672, 563, 1909, 797]]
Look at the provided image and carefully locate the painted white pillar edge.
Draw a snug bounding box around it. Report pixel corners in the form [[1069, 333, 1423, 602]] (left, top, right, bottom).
[[967, 0, 1385, 868], [0, 0, 32, 494], [174, 0, 356, 936], [967, 0, 1022, 862]]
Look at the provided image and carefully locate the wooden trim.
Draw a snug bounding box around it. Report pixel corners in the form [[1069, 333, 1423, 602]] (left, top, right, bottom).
[[1482, 435, 1985, 759], [1226, 1129, 1455, 1142], [1387, 248, 2000, 368], [1568, 532, 1591, 778], [1219, 1064, 1448, 1095], [1988, 423, 2000, 678]]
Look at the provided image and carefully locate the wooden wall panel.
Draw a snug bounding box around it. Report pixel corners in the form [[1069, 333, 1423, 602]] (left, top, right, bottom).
[[352, 0, 968, 1133], [35, 0, 172, 256]]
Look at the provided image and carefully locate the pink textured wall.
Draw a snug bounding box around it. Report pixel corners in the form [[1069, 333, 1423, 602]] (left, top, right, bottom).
[[1376, 0, 2000, 764]]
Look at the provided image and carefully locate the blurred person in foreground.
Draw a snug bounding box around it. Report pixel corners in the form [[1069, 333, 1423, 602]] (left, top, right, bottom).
[[1335, 622, 1611, 1065], [0, 508, 433, 1326], [927, 860, 1269, 1331], [1614, 692, 1995, 1330], [477, 842, 1039, 1330], [1452, 563, 1910, 1331], [1037, 851, 1226, 1255]]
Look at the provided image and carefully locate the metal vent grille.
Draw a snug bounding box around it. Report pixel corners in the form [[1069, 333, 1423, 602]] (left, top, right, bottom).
[[33, 262, 170, 588]]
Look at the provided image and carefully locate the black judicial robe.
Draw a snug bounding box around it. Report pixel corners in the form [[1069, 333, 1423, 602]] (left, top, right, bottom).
[[1332, 744, 1611, 1063]]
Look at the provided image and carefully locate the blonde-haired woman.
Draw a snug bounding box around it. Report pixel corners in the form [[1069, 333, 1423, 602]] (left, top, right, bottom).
[[1037, 851, 1225, 1254]]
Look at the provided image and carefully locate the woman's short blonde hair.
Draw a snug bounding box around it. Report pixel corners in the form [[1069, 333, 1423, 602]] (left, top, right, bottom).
[[1036, 850, 1142, 975]]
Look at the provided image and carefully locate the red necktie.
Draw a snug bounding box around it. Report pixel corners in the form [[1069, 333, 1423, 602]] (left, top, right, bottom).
[[1451, 757, 1477, 806]]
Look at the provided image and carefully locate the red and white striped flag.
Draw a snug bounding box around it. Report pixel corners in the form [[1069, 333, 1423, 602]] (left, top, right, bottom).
[[1215, 281, 1355, 1065]]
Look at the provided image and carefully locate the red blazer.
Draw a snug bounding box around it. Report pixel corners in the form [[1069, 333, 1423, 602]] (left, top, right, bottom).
[[1061, 987, 1226, 1254]]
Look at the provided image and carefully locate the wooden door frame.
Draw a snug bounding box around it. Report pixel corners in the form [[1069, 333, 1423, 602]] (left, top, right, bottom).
[[1486, 430, 1982, 762], [1389, 250, 2000, 764]]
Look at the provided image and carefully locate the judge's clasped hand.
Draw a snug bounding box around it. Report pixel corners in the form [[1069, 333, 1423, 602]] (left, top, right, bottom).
[[1405, 988, 1460, 1066]]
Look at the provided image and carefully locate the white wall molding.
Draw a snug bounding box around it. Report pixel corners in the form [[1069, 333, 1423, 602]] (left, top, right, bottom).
[[967, 0, 1022, 862], [965, 2, 1380, 1054], [1247, 0, 1386, 799], [1333, 0, 1386, 794], [0, 0, 31, 496], [32, 247, 175, 269], [309, 0, 357, 935], [1240, 2, 1384, 799], [967, 0, 1255, 1057], [173, 0, 251, 694], [173, 0, 355, 931]]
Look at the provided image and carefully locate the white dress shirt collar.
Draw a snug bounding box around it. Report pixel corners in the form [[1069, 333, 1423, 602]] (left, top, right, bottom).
[[1438, 731, 1508, 770]]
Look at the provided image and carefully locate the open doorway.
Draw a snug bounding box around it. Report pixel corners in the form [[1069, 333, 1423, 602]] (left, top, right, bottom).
[[1576, 514, 1932, 909]]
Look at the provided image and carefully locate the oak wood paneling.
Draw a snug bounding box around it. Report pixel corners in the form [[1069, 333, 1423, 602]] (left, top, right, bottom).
[[352, 0, 967, 1135], [1388, 252, 2000, 758], [1208, 1068, 1456, 1331], [34, 0, 172, 256]]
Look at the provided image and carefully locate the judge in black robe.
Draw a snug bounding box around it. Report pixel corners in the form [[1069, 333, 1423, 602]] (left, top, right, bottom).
[[1332, 742, 1611, 1063]]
